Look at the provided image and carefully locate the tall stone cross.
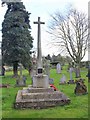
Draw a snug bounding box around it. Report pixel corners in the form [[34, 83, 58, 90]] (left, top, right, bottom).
[[33, 17, 45, 74]]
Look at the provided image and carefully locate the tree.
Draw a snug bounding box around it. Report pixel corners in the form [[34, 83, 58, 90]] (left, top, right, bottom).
[[2, 2, 33, 77], [49, 8, 88, 77]]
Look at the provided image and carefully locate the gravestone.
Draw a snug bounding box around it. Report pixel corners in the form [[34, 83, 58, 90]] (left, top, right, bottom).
[[15, 64, 26, 87], [30, 54, 37, 83], [74, 79, 88, 95], [56, 63, 61, 74], [49, 78, 54, 84], [15, 17, 70, 109], [67, 67, 75, 84], [44, 59, 50, 79], [59, 74, 66, 84], [69, 67, 73, 80]]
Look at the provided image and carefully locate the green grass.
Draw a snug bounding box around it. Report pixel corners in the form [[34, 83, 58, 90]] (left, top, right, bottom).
[[1, 65, 89, 118]]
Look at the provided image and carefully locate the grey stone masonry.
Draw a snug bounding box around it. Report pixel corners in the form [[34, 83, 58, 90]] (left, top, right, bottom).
[[27, 87, 54, 93], [14, 86, 70, 109], [33, 17, 45, 73], [32, 74, 49, 88]]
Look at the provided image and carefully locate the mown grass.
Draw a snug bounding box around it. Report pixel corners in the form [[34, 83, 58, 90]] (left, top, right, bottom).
[[1, 65, 89, 118]]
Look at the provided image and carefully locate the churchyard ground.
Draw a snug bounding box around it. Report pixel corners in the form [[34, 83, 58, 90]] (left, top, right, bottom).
[[1, 65, 89, 118]]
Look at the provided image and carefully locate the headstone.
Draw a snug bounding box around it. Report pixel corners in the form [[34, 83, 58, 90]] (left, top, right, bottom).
[[69, 67, 73, 80], [59, 74, 66, 84], [16, 75, 27, 87], [49, 78, 54, 84], [15, 64, 26, 87], [74, 79, 88, 95], [44, 59, 50, 78], [67, 67, 75, 84], [30, 54, 37, 83], [56, 63, 61, 74]]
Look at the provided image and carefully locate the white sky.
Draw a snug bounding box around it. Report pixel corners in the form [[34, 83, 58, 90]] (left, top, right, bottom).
[[0, 0, 89, 61]]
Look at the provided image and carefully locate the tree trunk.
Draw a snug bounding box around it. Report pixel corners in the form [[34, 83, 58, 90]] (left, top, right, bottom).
[[13, 61, 18, 77], [75, 63, 81, 78]]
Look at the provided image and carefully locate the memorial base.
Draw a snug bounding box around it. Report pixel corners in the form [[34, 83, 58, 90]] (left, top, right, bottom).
[[33, 74, 49, 88], [14, 86, 70, 109]]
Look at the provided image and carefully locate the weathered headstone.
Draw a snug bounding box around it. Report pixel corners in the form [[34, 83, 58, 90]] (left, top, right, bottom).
[[44, 59, 50, 78], [67, 67, 75, 84], [43, 58, 54, 84], [74, 79, 88, 95], [30, 54, 37, 84], [56, 63, 61, 74], [69, 67, 73, 80], [15, 64, 26, 87], [49, 78, 54, 84], [59, 74, 66, 84]]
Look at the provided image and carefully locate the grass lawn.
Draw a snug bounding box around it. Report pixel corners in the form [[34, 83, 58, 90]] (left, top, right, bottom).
[[1, 65, 89, 118]]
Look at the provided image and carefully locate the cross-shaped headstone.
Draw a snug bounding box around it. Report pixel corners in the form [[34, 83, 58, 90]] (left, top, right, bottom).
[[33, 17, 45, 74]]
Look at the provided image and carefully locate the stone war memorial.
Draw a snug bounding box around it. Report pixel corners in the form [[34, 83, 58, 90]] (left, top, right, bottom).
[[14, 17, 70, 109]]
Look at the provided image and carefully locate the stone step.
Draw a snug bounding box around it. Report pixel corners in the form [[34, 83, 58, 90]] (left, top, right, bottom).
[[22, 91, 66, 100], [23, 86, 54, 93], [15, 90, 70, 109], [15, 97, 70, 109], [16, 98, 70, 103], [27, 87, 54, 93]]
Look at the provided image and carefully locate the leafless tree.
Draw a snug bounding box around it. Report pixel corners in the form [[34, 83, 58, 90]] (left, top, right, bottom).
[[48, 9, 88, 77]]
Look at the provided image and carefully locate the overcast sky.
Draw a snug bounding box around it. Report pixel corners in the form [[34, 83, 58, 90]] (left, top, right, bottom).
[[0, 0, 89, 60]]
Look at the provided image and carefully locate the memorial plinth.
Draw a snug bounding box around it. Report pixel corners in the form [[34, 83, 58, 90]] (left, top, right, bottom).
[[14, 86, 70, 109], [33, 74, 49, 88]]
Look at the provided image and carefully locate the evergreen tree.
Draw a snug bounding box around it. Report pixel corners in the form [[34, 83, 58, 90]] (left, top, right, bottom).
[[2, 2, 33, 76]]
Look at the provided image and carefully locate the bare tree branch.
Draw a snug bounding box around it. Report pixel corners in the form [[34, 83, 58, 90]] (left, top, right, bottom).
[[48, 8, 88, 66]]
